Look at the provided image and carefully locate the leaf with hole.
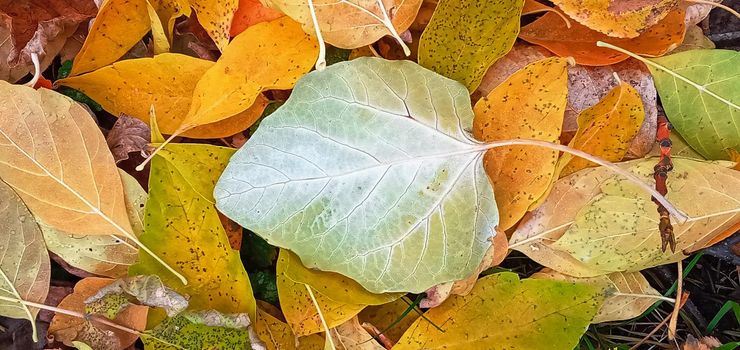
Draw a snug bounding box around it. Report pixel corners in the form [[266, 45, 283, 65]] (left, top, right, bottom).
[[215, 57, 500, 294]]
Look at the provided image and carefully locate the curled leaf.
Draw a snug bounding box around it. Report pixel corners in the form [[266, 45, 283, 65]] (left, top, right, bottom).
[[85, 275, 188, 318], [552, 0, 678, 38]]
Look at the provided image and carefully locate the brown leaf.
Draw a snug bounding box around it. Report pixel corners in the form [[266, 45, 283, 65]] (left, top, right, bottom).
[[0, 0, 96, 82], [106, 115, 150, 164], [48, 278, 147, 350], [682, 334, 723, 350]]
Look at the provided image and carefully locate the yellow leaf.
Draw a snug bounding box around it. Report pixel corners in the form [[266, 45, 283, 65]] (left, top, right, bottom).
[[358, 299, 420, 343], [328, 317, 384, 350], [510, 158, 740, 276], [146, 0, 171, 54], [277, 250, 365, 336], [190, 0, 239, 51], [263, 0, 421, 49], [48, 278, 147, 349], [58, 54, 269, 138], [255, 307, 297, 350], [149, 0, 191, 40], [472, 57, 568, 230], [70, 0, 151, 76], [559, 82, 645, 177], [551, 0, 677, 38], [532, 269, 663, 323], [180, 17, 317, 133]]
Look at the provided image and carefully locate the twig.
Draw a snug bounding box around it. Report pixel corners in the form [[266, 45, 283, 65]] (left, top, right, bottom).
[[629, 292, 689, 350], [668, 260, 684, 340]]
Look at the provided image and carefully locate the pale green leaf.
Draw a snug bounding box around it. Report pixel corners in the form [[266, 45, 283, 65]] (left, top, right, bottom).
[[215, 57, 499, 293], [648, 49, 739, 160], [418, 0, 524, 91], [0, 180, 50, 342], [142, 311, 254, 350], [85, 275, 188, 318], [394, 272, 602, 349]]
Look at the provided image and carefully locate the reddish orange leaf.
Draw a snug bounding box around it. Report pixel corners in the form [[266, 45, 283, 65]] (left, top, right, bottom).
[[230, 0, 284, 36]]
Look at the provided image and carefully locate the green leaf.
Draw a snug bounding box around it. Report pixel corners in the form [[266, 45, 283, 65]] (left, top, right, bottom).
[[647, 49, 739, 160], [129, 143, 256, 320], [0, 180, 50, 342], [215, 57, 499, 294], [394, 272, 603, 350], [418, 0, 524, 92], [142, 311, 253, 350]]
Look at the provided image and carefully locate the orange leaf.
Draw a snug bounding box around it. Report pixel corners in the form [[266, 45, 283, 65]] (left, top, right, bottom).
[[552, 0, 677, 38], [230, 0, 284, 36], [519, 8, 686, 66], [473, 57, 569, 231]]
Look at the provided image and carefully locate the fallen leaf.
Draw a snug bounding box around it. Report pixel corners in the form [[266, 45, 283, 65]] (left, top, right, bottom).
[[645, 49, 739, 160], [0, 180, 50, 342], [58, 53, 270, 138], [179, 17, 317, 135], [129, 143, 256, 319], [563, 59, 657, 158], [473, 57, 568, 230], [683, 0, 717, 26], [552, 0, 677, 38], [146, 0, 171, 54], [509, 158, 740, 277], [358, 298, 420, 343], [189, 0, 238, 51], [84, 275, 188, 318], [230, 0, 284, 36], [282, 250, 402, 306], [328, 317, 384, 350], [262, 0, 422, 49], [277, 250, 365, 336], [475, 42, 553, 98], [255, 306, 297, 350], [149, 0, 191, 41], [215, 57, 500, 293], [219, 212, 244, 250], [106, 115, 150, 164], [0, 0, 97, 82], [48, 277, 147, 350], [41, 170, 144, 278], [0, 82, 135, 238], [682, 335, 723, 350], [394, 272, 603, 349], [70, 0, 151, 76], [519, 8, 686, 66], [142, 310, 257, 349], [558, 82, 645, 177], [671, 25, 715, 53], [532, 269, 662, 323], [418, 0, 524, 91]]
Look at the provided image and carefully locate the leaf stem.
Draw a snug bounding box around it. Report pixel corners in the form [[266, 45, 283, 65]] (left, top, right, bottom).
[[24, 53, 40, 88], [596, 41, 740, 110], [307, 0, 327, 71], [480, 139, 689, 223], [305, 284, 335, 349], [374, 0, 411, 56], [136, 132, 179, 172], [613, 293, 676, 303], [0, 295, 142, 336]]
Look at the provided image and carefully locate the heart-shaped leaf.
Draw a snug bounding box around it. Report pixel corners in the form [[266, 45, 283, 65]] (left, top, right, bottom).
[[215, 57, 499, 293]]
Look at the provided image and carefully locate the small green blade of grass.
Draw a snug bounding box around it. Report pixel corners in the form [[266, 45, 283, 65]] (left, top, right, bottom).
[[706, 300, 740, 334]]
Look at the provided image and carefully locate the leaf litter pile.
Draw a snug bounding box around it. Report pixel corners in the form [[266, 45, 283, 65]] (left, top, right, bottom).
[[0, 0, 739, 349]]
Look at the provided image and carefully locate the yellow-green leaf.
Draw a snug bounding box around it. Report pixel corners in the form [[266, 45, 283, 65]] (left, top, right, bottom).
[[189, 0, 239, 51], [255, 306, 297, 350], [532, 269, 662, 323], [510, 158, 740, 276], [277, 250, 365, 336], [395, 272, 602, 349], [142, 311, 252, 350], [472, 57, 568, 230], [558, 82, 645, 177], [0, 180, 50, 342], [70, 0, 151, 76], [129, 143, 256, 319], [419, 0, 524, 91], [58, 54, 269, 139], [180, 17, 317, 133]]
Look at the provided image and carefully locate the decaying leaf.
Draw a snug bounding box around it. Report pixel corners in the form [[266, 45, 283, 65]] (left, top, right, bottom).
[[328, 317, 385, 350], [58, 53, 270, 139], [215, 57, 500, 294], [473, 57, 568, 230], [41, 170, 144, 278], [84, 275, 188, 318], [418, 0, 524, 91], [189, 0, 238, 51], [142, 310, 257, 350], [646, 49, 739, 160], [0, 0, 97, 82], [0, 180, 50, 342], [262, 0, 422, 49], [48, 277, 147, 350], [519, 8, 686, 66], [70, 0, 151, 76], [129, 143, 256, 319], [532, 269, 662, 323], [558, 82, 645, 177], [394, 272, 603, 349], [180, 17, 317, 135], [106, 115, 150, 164], [0, 82, 134, 238], [277, 250, 365, 336], [510, 158, 740, 277], [552, 0, 678, 38]]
